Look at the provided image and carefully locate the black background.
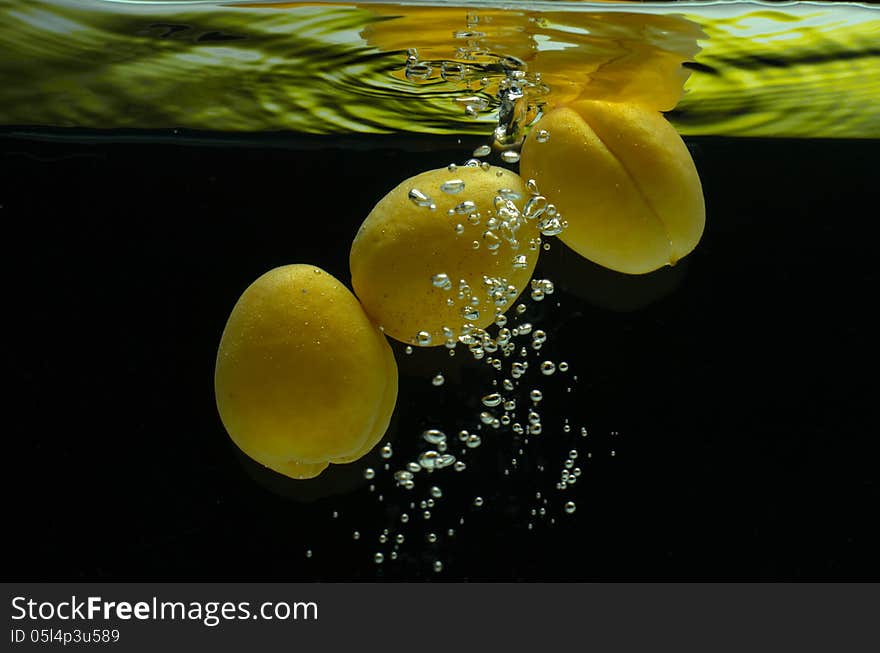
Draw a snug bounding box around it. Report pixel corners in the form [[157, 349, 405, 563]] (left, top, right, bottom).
[[4, 132, 878, 580]]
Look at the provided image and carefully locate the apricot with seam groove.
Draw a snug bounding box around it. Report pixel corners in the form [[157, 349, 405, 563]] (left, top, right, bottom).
[[520, 100, 705, 275]]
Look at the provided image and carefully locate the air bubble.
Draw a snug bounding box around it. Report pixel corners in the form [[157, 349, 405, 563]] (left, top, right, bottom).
[[564, 502, 576, 515], [454, 200, 477, 215], [432, 374, 445, 387], [473, 144, 492, 157], [363, 468, 375, 480], [416, 331, 432, 346], [422, 429, 447, 445], [408, 188, 436, 210], [441, 179, 466, 194], [535, 129, 551, 143], [541, 361, 556, 376], [432, 273, 452, 290], [481, 393, 503, 407], [500, 150, 521, 164]]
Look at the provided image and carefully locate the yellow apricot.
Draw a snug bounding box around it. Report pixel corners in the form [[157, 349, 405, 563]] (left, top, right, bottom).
[[214, 264, 397, 479], [520, 100, 705, 274], [350, 165, 540, 346]]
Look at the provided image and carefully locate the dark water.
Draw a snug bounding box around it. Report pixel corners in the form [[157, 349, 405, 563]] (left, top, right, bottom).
[[5, 132, 878, 580]]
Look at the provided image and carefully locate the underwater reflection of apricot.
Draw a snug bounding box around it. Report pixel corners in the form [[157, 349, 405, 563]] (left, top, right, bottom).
[[358, 4, 704, 111]]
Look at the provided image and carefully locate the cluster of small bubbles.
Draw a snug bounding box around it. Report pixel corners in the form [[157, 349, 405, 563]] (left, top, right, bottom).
[[541, 361, 556, 376], [363, 467, 376, 480], [408, 188, 436, 210], [441, 179, 466, 194], [432, 374, 445, 387], [531, 330, 547, 350]]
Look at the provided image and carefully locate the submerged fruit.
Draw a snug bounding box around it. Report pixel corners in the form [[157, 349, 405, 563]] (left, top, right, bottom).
[[214, 264, 397, 479], [350, 165, 539, 346], [520, 100, 705, 274]]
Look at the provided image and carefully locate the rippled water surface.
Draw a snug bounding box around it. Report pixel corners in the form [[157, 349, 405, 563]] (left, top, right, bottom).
[[2, 0, 878, 137]]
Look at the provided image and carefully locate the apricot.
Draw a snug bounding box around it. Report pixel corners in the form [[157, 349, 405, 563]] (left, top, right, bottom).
[[214, 265, 397, 479], [520, 100, 705, 274], [350, 165, 540, 346]]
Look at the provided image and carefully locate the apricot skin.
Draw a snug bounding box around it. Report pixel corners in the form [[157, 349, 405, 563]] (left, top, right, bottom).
[[214, 264, 397, 479], [520, 100, 705, 275], [350, 165, 540, 346]]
